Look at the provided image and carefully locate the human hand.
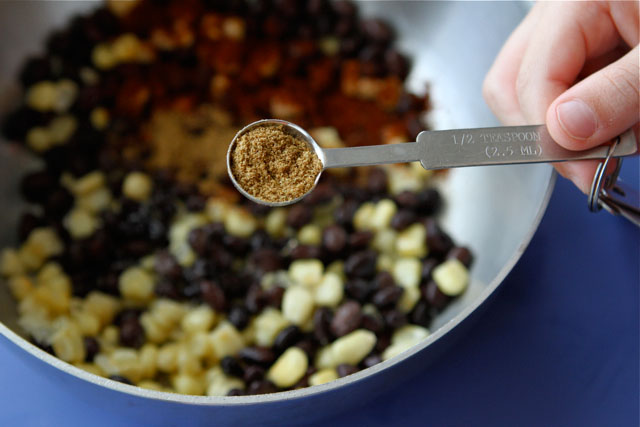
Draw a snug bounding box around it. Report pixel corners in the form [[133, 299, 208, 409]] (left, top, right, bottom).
[[483, 1, 639, 193]]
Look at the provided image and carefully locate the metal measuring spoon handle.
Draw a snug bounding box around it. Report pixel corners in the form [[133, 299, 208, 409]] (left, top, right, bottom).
[[323, 125, 638, 170]]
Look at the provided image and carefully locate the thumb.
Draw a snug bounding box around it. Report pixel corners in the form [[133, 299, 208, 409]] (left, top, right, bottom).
[[546, 45, 639, 151]]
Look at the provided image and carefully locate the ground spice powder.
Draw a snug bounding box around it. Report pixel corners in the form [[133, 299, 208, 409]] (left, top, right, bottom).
[[230, 124, 323, 203]]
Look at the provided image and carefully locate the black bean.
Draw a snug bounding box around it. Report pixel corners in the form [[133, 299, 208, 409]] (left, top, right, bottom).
[[362, 354, 382, 368], [154, 278, 182, 300], [372, 285, 403, 308], [124, 239, 153, 258], [295, 338, 317, 359], [20, 170, 57, 203], [410, 300, 432, 328], [247, 380, 278, 395], [344, 250, 377, 279], [222, 234, 250, 255], [322, 225, 347, 253], [264, 286, 285, 308], [185, 194, 206, 212], [366, 168, 388, 194], [187, 227, 209, 255], [273, 325, 302, 354], [221, 356, 244, 378], [422, 280, 450, 310], [303, 182, 335, 205], [43, 187, 74, 220], [227, 388, 246, 396], [96, 272, 119, 295], [183, 259, 211, 283], [290, 245, 323, 260], [83, 337, 100, 362], [383, 309, 407, 329], [421, 258, 438, 284], [332, 0, 357, 17], [119, 316, 145, 348], [336, 364, 359, 378], [391, 210, 418, 231], [181, 282, 202, 299], [374, 271, 395, 289], [313, 307, 334, 345], [249, 248, 283, 274], [344, 279, 374, 303], [375, 333, 391, 353], [384, 49, 409, 79], [361, 313, 384, 334], [361, 18, 393, 45], [18, 212, 43, 242], [424, 219, 454, 257], [19, 56, 53, 86], [200, 280, 226, 311], [394, 191, 419, 209], [245, 285, 266, 314], [286, 204, 313, 229], [447, 246, 473, 268], [334, 199, 359, 228], [239, 347, 276, 366], [154, 250, 182, 280], [349, 231, 373, 250], [243, 365, 266, 383], [114, 308, 141, 326], [249, 229, 273, 250], [228, 305, 250, 330], [330, 301, 362, 337], [210, 244, 234, 271], [109, 375, 133, 385], [2, 106, 41, 141], [416, 189, 442, 216]]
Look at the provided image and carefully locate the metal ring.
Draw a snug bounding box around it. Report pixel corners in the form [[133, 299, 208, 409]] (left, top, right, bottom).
[[588, 137, 620, 212]]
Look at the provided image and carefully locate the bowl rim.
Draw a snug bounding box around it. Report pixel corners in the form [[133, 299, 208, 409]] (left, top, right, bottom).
[[0, 168, 557, 406]]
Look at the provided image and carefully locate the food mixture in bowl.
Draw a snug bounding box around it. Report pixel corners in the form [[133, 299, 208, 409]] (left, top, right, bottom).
[[0, 0, 472, 396]]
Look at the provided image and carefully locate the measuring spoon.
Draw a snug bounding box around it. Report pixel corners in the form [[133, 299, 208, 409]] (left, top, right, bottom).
[[227, 119, 638, 207]]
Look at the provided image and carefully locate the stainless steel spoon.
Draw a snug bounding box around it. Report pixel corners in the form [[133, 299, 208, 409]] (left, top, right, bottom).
[[227, 119, 638, 207]]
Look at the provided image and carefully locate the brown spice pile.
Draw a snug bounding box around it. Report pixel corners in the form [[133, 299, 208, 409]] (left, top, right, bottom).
[[230, 124, 323, 203]]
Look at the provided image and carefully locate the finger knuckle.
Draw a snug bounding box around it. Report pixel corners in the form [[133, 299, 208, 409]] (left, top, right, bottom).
[[604, 62, 640, 105]]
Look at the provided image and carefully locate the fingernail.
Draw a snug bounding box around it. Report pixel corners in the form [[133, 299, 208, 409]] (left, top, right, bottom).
[[556, 99, 597, 139]]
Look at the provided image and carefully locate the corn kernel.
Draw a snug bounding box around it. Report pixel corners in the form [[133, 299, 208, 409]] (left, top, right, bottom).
[[84, 292, 119, 327], [392, 257, 422, 289], [53, 80, 78, 113], [265, 208, 287, 237], [309, 368, 338, 386], [26, 81, 57, 111], [370, 199, 397, 230], [107, 0, 139, 17], [187, 331, 212, 359], [432, 259, 469, 296], [331, 329, 376, 366], [376, 254, 393, 272], [387, 165, 422, 195], [181, 305, 216, 334], [314, 346, 334, 369], [353, 202, 375, 231], [383, 325, 430, 360], [209, 321, 244, 359], [0, 248, 24, 277], [122, 171, 153, 202], [205, 198, 230, 222], [26, 127, 53, 152], [112, 33, 142, 62], [51, 319, 86, 363], [25, 227, 64, 259], [397, 286, 420, 313], [395, 223, 428, 258], [289, 259, 324, 287], [75, 363, 105, 377], [176, 344, 202, 375], [72, 310, 101, 336], [282, 286, 314, 325], [77, 187, 112, 214], [138, 380, 165, 391], [64, 208, 100, 239], [310, 126, 344, 149], [8, 276, 33, 300], [157, 343, 179, 373], [172, 373, 205, 395], [224, 207, 257, 238], [73, 171, 106, 197], [222, 17, 245, 40], [325, 260, 345, 280], [267, 347, 308, 388], [206, 368, 244, 396], [92, 43, 117, 70], [48, 115, 77, 145], [297, 224, 322, 246], [110, 348, 142, 382], [253, 308, 289, 347], [372, 229, 397, 254], [119, 266, 154, 304], [314, 272, 344, 307], [90, 107, 110, 130]]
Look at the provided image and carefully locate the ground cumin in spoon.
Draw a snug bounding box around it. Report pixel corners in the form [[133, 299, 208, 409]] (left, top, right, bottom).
[[229, 124, 323, 203]]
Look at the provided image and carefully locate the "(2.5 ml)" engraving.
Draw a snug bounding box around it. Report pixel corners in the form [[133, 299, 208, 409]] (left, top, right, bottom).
[[485, 144, 543, 159]]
